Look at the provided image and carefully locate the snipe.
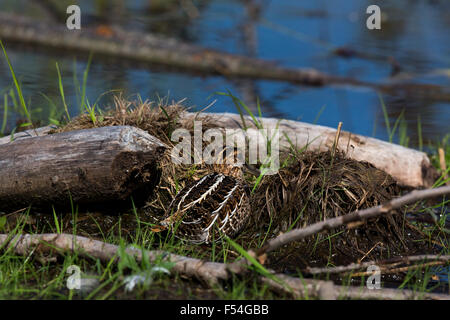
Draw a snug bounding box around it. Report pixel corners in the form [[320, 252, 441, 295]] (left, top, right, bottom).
[[153, 166, 251, 244]]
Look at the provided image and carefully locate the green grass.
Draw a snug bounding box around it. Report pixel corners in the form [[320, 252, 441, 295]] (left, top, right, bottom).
[[1, 94, 7, 135], [0, 40, 32, 127], [55, 62, 71, 122], [0, 206, 289, 299], [0, 46, 105, 137]]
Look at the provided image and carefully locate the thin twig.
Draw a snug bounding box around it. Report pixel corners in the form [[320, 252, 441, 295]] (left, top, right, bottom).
[[438, 148, 449, 186], [351, 261, 446, 277], [331, 121, 343, 159]]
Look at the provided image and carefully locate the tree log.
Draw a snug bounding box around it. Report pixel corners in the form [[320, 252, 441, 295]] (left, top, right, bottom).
[[187, 112, 438, 188], [0, 126, 167, 212]]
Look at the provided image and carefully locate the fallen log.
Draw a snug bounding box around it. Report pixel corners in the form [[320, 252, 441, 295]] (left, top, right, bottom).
[[187, 112, 438, 188], [0, 126, 167, 212]]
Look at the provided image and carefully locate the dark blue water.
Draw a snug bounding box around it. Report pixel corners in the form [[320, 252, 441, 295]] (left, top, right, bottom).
[[0, 0, 449, 147]]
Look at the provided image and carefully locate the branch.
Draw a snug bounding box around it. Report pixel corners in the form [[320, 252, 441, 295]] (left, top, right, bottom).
[[256, 185, 450, 255], [0, 233, 229, 284], [305, 255, 450, 275], [261, 274, 449, 300], [0, 233, 448, 300]]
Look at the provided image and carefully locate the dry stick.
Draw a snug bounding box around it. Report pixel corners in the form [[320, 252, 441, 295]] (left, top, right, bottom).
[[260, 274, 448, 300], [305, 255, 450, 275], [351, 261, 446, 277], [438, 148, 450, 186], [1, 233, 448, 300], [357, 241, 383, 263], [0, 233, 229, 284], [256, 185, 450, 256], [331, 121, 343, 159]]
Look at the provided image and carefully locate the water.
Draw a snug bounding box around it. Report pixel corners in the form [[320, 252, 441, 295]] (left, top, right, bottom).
[[0, 0, 449, 147]]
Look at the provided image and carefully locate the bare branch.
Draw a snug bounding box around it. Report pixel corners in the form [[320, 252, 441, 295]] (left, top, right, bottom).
[[0, 233, 229, 284], [261, 274, 449, 300], [305, 255, 450, 275]]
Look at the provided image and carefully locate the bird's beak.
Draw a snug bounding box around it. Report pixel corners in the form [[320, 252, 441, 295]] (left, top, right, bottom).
[[150, 225, 167, 232]]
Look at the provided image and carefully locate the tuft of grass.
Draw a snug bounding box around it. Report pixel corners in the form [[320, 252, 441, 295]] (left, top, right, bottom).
[[1, 94, 7, 135], [379, 93, 410, 147], [52, 206, 62, 234], [55, 62, 71, 121], [417, 115, 423, 151], [79, 53, 92, 113], [39, 92, 62, 126], [224, 237, 281, 284]]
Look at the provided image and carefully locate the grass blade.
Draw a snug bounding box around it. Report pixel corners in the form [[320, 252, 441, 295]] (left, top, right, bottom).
[[1, 94, 8, 135], [55, 62, 70, 121], [378, 93, 391, 142], [80, 53, 93, 113], [0, 40, 31, 123]]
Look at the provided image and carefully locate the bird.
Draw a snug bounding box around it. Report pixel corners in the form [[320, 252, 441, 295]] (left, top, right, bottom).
[[152, 165, 251, 244]]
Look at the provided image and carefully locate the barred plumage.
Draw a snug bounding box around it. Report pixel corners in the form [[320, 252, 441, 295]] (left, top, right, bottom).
[[158, 172, 251, 244]]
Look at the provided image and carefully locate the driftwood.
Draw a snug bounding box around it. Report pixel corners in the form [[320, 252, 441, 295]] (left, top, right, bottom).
[[255, 185, 450, 256], [0, 233, 447, 300], [185, 112, 438, 188], [0, 126, 167, 212]]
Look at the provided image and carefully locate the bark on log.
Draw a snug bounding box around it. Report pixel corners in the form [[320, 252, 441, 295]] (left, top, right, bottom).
[[0, 125, 56, 145], [0, 126, 167, 212], [187, 112, 438, 188]]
